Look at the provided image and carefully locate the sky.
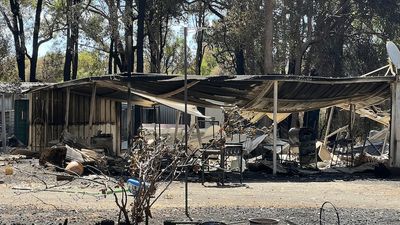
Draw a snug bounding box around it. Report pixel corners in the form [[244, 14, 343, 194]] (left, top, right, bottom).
[[32, 13, 213, 58]]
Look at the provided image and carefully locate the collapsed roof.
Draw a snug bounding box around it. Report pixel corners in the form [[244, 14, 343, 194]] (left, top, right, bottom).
[[27, 74, 393, 113], [0, 82, 52, 94]]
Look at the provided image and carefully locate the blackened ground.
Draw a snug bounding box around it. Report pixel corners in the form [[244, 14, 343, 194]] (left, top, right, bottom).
[[1, 206, 400, 224], [154, 207, 400, 225], [2, 159, 400, 225]]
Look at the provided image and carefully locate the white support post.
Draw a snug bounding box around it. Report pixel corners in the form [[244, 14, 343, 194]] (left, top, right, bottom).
[[273, 81, 278, 175], [323, 107, 334, 146], [390, 78, 400, 167]]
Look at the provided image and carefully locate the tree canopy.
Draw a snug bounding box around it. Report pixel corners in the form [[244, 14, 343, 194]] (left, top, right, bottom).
[[1, 0, 400, 82]]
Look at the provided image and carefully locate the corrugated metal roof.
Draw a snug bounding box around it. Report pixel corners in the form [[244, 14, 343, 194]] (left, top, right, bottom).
[[27, 75, 394, 113], [0, 82, 53, 94]]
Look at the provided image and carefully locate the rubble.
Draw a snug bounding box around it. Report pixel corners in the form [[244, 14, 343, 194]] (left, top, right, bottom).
[[354, 152, 388, 166], [0, 154, 27, 161], [333, 162, 377, 174], [0, 90, 394, 225], [32, 131, 118, 176], [247, 159, 288, 174], [60, 130, 90, 150], [65, 145, 85, 163], [39, 146, 67, 167], [9, 148, 39, 158]]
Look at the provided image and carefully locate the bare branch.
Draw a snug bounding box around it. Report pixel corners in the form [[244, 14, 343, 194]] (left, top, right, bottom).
[[0, 5, 15, 33], [87, 5, 110, 19]]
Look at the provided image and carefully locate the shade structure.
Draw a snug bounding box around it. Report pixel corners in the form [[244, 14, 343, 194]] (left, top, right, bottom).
[[27, 74, 393, 113]]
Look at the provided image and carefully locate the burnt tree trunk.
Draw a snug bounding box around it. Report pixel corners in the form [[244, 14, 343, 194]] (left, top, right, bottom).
[[136, 0, 145, 73], [331, 0, 351, 77], [147, 1, 162, 73], [158, 18, 167, 74], [235, 48, 245, 75], [29, 0, 43, 82], [149, 25, 160, 73], [264, 0, 274, 74], [71, 0, 79, 80], [134, 0, 145, 136], [63, 0, 73, 81], [1, 0, 27, 81], [71, 0, 80, 80], [124, 0, 134, 74], [108, 38, 114, 74], [195, 2, 205, 75], [286, 0, 300, 75], [107, 0, 125, 72]]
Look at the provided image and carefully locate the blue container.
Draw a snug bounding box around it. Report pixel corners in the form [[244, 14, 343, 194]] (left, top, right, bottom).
[[127, 178, 151, 195], [127, 178, 141, 195]]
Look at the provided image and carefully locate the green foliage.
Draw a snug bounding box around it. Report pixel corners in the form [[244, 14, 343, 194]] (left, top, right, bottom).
[[0, 32, 18, 82], [37, 49, 106, 82], [77, 50, 106, 78], [3, 0, 400, 79], [80, 12, 109, 50], [207, 0, 265, 75], [37, 51, 64, 82], [160, 36, 186, 74], [207, 0, 400, 76], [200, 49, 219, 75]]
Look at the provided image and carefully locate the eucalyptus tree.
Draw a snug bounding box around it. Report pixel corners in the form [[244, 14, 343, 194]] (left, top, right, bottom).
[[264, 0, 274, 74], [0, 0, 63, 81], [0, 0, 28, 81], [0, 28, 18, 81], [207, 0, 265, 75], [146, 0, 184, 73]]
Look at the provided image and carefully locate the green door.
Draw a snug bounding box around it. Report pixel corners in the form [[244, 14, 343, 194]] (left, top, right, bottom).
[[14, 100, 29, 145]]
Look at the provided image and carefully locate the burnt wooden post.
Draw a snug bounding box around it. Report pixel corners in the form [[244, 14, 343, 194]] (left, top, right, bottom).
[[350, 104, 355, 167], [127, 83, 132, 152], [44, 90, 49, 147], [64, 87, 70, 131], [386, 41, 400, 167], [390, 76, 400, 167], [183, 26, 189, 219], [273, 80, 278, 175], [127, 35, 133, 152], [323, 107, 334, 146]]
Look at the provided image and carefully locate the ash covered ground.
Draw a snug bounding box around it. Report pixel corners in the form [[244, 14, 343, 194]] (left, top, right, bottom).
[[1, 158, 400, 224]]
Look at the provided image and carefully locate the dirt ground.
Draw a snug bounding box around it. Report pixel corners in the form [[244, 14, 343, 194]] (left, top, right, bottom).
[[1, 159, 400, 224]]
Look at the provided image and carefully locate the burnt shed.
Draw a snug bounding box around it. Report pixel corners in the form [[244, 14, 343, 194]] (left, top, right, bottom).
[[27, 74, 395, 163], [29, 84, 122, 155]]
